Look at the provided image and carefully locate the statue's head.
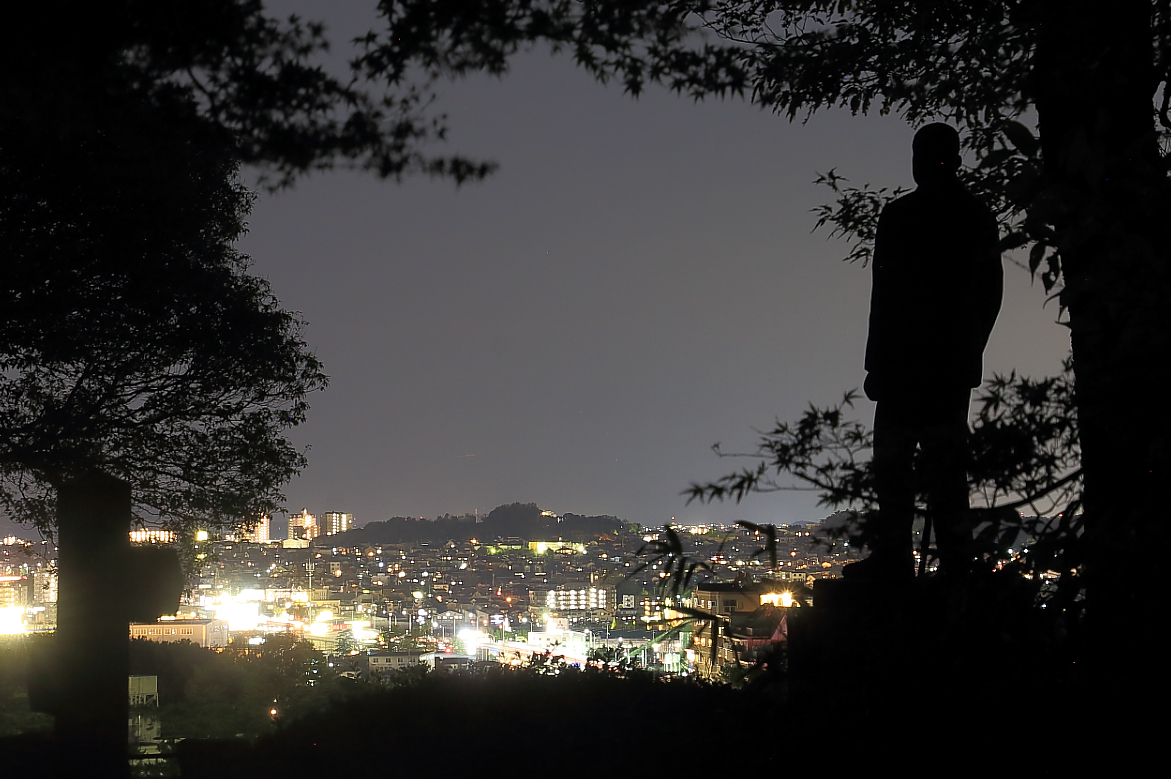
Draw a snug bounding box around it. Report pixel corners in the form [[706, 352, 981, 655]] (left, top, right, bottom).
[[912, 123, 961, 186]]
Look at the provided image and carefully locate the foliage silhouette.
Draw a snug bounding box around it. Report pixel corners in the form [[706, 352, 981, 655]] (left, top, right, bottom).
[[585, 644, 645, 675], [688, 364, 1080, 515], [167, 664, 782, 778], [631, 525, 711, 600], [686, 365, 1084, 609], [0, 634, 353, 743], [603, 361, 1085, 703], [0, 1, 510, 537], [0, 638, 53, 737], [126, 634, 349, 741], [0, 117, 325, 535], [1, 2, 493, 191]]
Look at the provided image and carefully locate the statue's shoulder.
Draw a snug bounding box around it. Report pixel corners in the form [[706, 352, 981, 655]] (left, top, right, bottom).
[[880, 189, 921, 223]]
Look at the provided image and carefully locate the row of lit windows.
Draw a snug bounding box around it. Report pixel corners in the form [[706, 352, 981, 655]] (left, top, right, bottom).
[[370, 656, 418, 666], [131, 627, 194, 636], [547, 589, 610, 609]]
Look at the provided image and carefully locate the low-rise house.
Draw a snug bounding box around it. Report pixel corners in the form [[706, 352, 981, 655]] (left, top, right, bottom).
[[129, 618, 228, 648]]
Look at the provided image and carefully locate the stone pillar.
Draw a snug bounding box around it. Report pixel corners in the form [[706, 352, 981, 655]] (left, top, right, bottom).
[[54, 472, 132, 778]]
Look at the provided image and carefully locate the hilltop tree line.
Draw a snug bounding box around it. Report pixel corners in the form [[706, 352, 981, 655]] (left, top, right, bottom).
[[327, 502, 629, 546]]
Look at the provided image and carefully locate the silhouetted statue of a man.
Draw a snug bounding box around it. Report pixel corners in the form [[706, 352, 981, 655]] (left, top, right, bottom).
[[847, 123, 1002, 581]]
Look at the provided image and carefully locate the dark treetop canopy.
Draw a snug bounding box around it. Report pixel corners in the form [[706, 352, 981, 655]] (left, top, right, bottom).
[[0, 0, 493, 532], [0, 94, 326, 532]]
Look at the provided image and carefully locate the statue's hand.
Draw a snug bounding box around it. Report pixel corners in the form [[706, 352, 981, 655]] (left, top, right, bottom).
[[863, 372, 883, 402]]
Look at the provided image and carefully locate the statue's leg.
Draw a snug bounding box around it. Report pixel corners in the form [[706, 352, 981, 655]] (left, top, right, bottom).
[[850, 397, 917, 579], [920, 388, 973, 575]]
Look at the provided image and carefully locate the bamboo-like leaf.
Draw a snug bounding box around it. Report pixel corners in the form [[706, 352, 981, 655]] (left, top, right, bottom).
[[1002, 121, 1040, 157]]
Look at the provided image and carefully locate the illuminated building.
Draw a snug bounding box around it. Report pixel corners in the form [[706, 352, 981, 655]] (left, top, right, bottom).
[[544, 585, 615, 613], [0, 576, 26, 609], [240, 515, 271, 543], [641, 595, 668, 623], [529, 540, 587, 556], [32, 568, 57, 604], [421, 653, 473, 671], [685, 585, 786, 680], [322, 511, 354, 536], [368, 651, 424, 674], [684, 582, 762, 616], [287, 509, 319, 541], [689, 627, 740, 679], [129, 529, 176, 544], [129, 618, 228, 648], [524, 619, 591, 664]]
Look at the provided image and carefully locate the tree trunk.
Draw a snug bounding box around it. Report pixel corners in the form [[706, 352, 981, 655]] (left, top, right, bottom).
[[1034, 0, 1169, 689]]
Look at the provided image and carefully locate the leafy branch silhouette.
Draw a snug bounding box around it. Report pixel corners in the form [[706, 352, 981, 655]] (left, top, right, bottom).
[[679, 364, 1084, 615]]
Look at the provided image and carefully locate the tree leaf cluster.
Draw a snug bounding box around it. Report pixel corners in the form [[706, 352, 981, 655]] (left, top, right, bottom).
[[584, 644, 644, 675], [357, 1, 749, 101], [0, 102, 326, 534], [685, 389, 874, 507], [0, 637, 53, 737], [364, 1, 1171, 314], [2, 2, 493, 190], [126, 633, 349, 741], [630, 525, 712, 599], [674, 363, 1086, 643], [686, 365, 1081, 515]]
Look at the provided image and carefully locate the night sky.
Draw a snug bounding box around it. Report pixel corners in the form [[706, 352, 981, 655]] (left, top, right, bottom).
[[2, 3, 1071, 537]]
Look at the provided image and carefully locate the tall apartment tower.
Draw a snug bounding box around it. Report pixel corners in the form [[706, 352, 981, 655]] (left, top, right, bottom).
[[322, 512, 354, 536], [287, 509, 319, 541], [241, 515, 270, 543]]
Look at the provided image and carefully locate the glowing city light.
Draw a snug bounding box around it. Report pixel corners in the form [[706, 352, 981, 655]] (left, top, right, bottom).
[[0, 606, 25, 635], [207, 595, 261, 631], [760, 592, 794, 608], [458, 628, 487, 653], [350, 621, 376, 642]]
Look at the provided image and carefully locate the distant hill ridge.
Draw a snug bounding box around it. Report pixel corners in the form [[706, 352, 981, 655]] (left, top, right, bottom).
[[324, 502, 630, 545]]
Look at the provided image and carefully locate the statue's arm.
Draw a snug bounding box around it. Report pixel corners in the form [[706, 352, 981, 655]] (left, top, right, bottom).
[[976, 213, 1004, 348], [863, 205, 895, 393]]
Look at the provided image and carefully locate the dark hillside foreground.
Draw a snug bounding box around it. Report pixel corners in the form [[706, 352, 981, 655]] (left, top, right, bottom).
[[0, 621, 1150, 777], [175, 669, 782, 777], [175, 664, 1089, 778]]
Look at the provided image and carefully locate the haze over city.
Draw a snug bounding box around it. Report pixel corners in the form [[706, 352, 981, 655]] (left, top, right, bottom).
[[0, 3, 1070, 538], [239, 11, 1068, 533]]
